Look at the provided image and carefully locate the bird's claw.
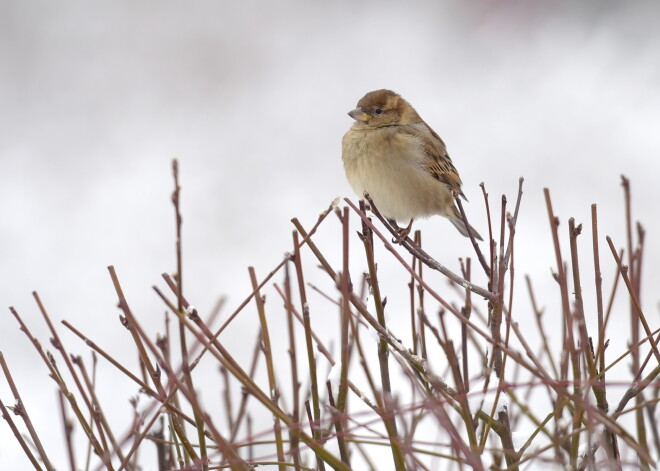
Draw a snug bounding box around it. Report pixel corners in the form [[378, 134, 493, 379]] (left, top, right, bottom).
[[392, 220, 414, 244], [392, 227, 411, 244]]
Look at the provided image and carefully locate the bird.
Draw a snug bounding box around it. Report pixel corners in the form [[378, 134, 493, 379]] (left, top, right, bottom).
[[342, 89, 482, 242]]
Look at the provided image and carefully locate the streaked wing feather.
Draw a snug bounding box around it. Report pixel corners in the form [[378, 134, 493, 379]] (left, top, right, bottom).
[[400, 123, 466, 199]]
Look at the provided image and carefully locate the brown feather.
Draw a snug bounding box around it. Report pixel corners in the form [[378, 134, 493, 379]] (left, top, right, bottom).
[[398, 122, 466, 200]]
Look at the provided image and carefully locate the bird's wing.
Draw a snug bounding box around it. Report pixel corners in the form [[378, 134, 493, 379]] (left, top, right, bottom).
[[401, 122, 466, 200]]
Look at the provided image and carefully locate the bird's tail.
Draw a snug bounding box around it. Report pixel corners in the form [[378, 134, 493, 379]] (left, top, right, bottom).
[[449, 206, 483, 241]]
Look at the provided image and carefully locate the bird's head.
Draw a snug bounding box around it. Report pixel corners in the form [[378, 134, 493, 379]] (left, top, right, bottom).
[[348, 89, 421, 128]]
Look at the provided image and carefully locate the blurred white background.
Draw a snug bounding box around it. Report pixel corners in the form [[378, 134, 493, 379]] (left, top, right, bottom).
[[2, 1, 660, 469]]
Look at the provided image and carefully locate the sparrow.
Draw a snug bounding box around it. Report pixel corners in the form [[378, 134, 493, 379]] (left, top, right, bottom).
[[342, 89, 482, 241]]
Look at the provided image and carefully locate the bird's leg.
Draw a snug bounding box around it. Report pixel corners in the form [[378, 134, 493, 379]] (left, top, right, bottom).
[[391, 218, 414, 244]]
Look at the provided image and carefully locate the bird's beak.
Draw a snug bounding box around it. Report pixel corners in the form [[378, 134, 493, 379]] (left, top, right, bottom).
[[348, 107, 369, 122]]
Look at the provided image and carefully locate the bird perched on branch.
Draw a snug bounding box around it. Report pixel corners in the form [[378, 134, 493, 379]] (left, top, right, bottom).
[[342, 89, 482, 242]]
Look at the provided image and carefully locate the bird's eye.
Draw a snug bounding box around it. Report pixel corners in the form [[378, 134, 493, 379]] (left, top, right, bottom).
[[375, 108, 382, 115]]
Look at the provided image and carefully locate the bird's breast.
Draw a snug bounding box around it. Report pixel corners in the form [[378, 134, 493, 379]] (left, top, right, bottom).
[[342, 127, 452, 221]]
